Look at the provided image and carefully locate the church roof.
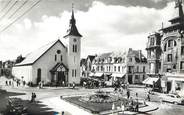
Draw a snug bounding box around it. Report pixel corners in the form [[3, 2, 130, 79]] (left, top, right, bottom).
[[64, 8, 82, 38], [15, 39, 66, 66]]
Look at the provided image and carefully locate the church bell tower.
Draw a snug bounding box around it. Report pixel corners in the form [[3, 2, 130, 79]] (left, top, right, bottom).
[[64, 4, 82, 84]]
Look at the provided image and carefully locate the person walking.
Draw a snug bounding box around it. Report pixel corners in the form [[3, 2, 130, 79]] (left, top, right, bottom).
[[5, 81, 8, 86], [30, 93, 34, 103], [147, 93, 150, 101], [127, 90, 130, 99]]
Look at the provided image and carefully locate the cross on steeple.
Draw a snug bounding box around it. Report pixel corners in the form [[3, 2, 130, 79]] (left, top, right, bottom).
[[175, 0, 184, 17]]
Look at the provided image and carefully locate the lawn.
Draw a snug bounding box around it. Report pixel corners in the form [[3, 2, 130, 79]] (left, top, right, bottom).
[[63, 96, 140, 114]]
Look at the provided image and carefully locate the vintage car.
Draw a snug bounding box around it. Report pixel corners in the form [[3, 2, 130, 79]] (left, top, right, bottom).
[[160, 94, 184, 105]]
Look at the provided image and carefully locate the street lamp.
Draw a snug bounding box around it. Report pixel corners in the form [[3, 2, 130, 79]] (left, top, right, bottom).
[[136, 93, 138, 112]]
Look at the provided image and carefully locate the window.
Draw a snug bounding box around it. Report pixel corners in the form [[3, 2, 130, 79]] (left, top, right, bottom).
[[174, 40, 177, 46], [114, 66, 116, 72], [180, 62, 184, 70], [106, 66, 108, 72], [168, 40, 173, 47], [143, 66, 145, 72], [164, 44, 167, 51], [150, 37, 155, 46], [137, 66, 139, 72], [57, 50, 61, 54], [55, 55, 57, 61], [101, 66, 103, 71], [60, 55, 63, 62], [72, 69, 74, 77], [109, 66, 110, 72], [135, 75, 139, 79], [118, 66, 120, 72], [181, 46, 184, 55], [73, 45, 77, 52], [129, 58, 132, 62], [75, 45, 77, 52], [75, 69, 77, 77], [167, 54, 172, 62]]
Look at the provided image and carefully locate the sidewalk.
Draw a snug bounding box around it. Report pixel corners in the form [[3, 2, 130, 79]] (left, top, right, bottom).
[[138, 101, 159, 113]]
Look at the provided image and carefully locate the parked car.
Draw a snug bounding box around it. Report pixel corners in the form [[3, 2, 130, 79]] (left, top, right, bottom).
[[160, 94, 184, 105]]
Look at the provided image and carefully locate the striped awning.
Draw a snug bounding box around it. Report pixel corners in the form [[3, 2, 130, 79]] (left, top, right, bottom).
[[142, 77, 159, 85]]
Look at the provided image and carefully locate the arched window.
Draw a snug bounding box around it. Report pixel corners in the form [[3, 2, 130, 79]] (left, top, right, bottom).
[[174, 40, 177, 46], [164, 43, 167, 51]]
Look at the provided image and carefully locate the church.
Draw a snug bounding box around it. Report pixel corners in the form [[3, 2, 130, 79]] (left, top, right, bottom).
[[12, 8, 82, 85]]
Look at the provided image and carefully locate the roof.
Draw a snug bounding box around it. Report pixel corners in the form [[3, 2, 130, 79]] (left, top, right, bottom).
[[87, 55, 95, 62], [50, 62, 68, 73], [15, 39, 66, 66], [64, 9, 82, 38], [128, 49, 147, 63], [80, 58, 86, 66]]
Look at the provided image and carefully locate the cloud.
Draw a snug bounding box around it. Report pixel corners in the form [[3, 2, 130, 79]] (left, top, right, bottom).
[[0, 1, 177, 61]]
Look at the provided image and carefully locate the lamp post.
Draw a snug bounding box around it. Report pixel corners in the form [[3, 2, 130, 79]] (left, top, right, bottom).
[[136, 92, 138, 112]]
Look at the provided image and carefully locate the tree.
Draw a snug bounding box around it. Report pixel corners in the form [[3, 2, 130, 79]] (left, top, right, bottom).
[[15, 55, 25, 64]]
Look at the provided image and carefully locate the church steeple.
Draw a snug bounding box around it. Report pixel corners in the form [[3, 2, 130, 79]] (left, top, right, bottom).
[[175, 0, 184, 17], [64, 4, 82, 38]]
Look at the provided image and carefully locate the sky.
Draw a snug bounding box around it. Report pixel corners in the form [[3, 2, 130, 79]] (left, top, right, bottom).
[[0, 0, 180, 61]]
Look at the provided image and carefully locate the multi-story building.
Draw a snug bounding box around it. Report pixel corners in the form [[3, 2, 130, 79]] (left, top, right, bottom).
[[146, 0, 184, 94], [145, 32, 162, 91], [160, 0, 184, 94], [91, 48, 148, 84]]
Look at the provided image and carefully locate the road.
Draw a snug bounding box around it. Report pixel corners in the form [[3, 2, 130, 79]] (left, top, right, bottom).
[[1, 86, 184, 115]]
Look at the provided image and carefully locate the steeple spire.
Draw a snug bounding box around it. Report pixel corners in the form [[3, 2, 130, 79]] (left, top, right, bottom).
[[64, 4, 82, 38], [175, 0, 184, 17]]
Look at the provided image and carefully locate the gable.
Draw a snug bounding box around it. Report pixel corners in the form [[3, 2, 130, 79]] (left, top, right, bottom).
[[15, 39, 66, 66]]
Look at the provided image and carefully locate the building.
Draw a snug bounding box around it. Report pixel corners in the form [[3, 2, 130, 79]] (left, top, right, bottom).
[[12, 8, 82, 85], [145, 0, 184, 94], [160, 0, 184, 94], [91, 48, 148, 84], [80, 58, 86, 77], [144, 32, 162, 90], [80, 55, 95, 78]]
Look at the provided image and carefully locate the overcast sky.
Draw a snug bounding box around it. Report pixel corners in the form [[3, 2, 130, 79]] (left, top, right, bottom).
[[0, 0, 180, 61]]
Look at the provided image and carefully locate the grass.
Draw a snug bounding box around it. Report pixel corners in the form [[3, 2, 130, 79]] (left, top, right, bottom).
[[63, 96, 142, 114]]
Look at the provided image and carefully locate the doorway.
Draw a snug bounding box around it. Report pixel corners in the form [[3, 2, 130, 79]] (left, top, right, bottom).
[[128, 75, 133, 84], [37, 68, 41, 84]]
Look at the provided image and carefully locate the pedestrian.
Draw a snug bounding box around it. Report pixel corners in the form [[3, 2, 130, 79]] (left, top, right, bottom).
[[62, 81, 65, 87], [72, 82, 75, 89], [147, 93, 150, 101], [62, 111, 64, 115], [121, 102, 125, 114], [17, 80, 19, 87], [5, 81, 8, 86], [33, 93, 36, 103], [127, 90, 130, 99], [9, 80, 11, 86], [23, 81, 26, 86], [30, 92, 34, 103]]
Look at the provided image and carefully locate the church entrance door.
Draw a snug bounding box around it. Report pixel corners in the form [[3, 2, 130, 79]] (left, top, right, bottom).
[[58, 71, 65, 82]]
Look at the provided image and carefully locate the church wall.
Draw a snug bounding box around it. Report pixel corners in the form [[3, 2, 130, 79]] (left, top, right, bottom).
[[12, 66, 32, 83], [32, 41, 67, 84], [67, 35, 81, 84]]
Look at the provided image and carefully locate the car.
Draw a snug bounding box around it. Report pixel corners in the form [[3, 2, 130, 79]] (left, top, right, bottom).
[[160, 94, 184, 104]]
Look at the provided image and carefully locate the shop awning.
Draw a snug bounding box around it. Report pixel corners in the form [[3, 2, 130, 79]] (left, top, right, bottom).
[[89, 73, 95, 76], [93, 72, 103, 77], [111, 73, 125, 78], [142, 77, 159, 85]]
